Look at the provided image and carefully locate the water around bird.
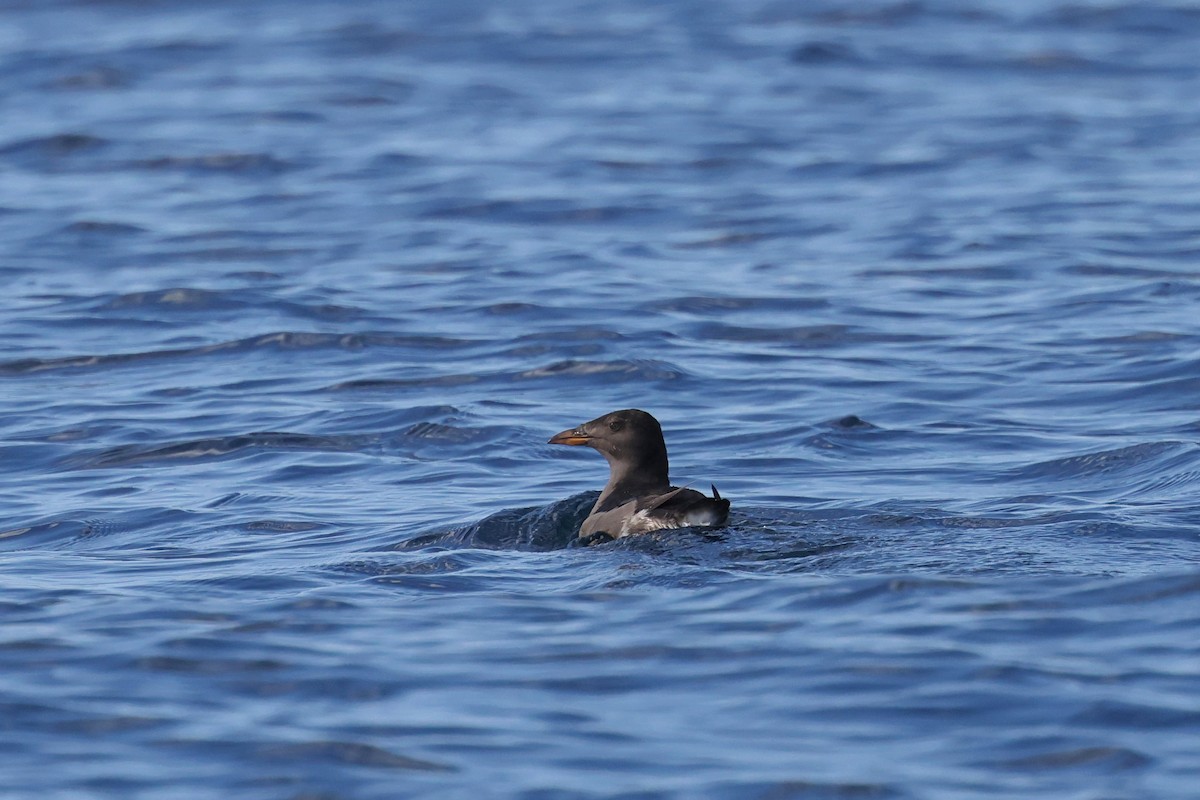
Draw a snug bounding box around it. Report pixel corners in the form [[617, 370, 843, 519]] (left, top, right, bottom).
[[2, 1, 1199, 797]]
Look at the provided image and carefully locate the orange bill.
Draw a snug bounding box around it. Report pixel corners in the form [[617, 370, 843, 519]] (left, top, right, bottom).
[[548, 428, 591, 446]]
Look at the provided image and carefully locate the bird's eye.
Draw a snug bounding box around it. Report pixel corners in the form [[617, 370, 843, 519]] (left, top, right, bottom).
[[608, 419, 624, 432]]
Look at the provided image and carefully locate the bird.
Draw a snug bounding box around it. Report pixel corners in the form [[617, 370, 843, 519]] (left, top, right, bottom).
[[548, 409, 730, 545]]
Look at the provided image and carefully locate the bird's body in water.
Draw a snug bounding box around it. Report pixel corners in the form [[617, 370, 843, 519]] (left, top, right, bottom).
[[548, 409, 730, 544]]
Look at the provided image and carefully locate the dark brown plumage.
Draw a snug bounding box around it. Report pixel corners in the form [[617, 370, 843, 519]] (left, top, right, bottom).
[[548, 409, 730, 543]]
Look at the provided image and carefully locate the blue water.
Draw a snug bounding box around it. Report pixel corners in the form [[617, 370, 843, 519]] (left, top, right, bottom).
[[3, 0, 1199, 797]]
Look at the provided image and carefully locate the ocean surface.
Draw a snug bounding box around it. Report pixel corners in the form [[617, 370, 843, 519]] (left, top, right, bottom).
[[2, 0, 1198, 797]]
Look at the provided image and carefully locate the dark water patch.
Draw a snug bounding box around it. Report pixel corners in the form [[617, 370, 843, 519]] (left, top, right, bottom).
[[239, 520, 327, 533], [0, 699, 158, 733], [335, 552, 484, 578], [134, 653, 288, 674], [518, 359, 686, 381], [327, 374, 482, 392], [326, 81, 418, 108], [131, 153, 292, 174], [59, 220, 146, 237], [50, 713, 166, 736], [402, 421, 488, 444], [47, 66, 130, 91], [700, 526, 860, 571], [1071, 700, 1200, 730], [224, 270, 284, 281], [65, 432, 368, 470], [505, 327, 629, 359], [0, 637, 73, 655], [695, 322, 853, 345], [1084, 330, 1193, 346], [255, 741, 453, 772], [217, 109, 327, 125], [828, 415, 877, 430], [162, 228, 292, 245], [0, 331, 472, 377], [100, 287, 242, 311], [1066, 263, 1200, 280], [420, 198, 655, 225], [1058, 571, 1200, 607], [674, 230, 785, 250], [859, 265, 1030, 281], [993, 744, 1152, 772], [691, 323, 935, 348], [1036, 3, 1200, 35], [1010, 50, 1097, 72], [477, 301, 541, 315], [397, 492, 598, 551], [0, 133, 109, 168], [84, 286, 366, 322], [916, 50, 1109, 77], [650, 295, 830, 315], [100, 36, 230, 59], [591, 157, 667, 172], [1013, 441, 1198, 484], [790, 41, 863, 65], [367, 150, 427, 169]]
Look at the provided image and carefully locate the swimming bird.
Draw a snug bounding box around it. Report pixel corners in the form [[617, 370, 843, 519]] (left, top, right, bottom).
[[548, 409, 730, 544]]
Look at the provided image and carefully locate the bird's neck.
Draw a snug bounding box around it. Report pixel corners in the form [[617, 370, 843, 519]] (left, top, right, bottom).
[[595, 448, 670, 511]]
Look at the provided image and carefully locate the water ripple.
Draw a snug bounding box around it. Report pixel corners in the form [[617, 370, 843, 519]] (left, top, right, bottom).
[[0, 331, 472, 376]]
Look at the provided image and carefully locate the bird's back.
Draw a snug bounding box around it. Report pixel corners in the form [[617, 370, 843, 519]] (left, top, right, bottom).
[[580, 485, 730, 539]]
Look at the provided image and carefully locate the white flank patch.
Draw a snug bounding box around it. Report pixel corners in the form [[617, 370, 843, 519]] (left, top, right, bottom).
[[620, 507, 721, 536]]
